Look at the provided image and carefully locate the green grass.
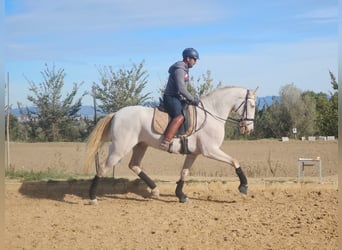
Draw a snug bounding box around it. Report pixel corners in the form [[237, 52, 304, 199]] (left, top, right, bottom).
[[5, 169, 86, 182]]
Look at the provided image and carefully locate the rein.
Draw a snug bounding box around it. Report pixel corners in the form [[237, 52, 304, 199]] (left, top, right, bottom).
[[197, 102, 240, 124], [194, 90, 254, 132]]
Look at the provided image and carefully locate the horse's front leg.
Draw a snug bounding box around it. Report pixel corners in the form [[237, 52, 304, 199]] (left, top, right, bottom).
[[202, 147, 248, 196], [176, 154, 198, 203]]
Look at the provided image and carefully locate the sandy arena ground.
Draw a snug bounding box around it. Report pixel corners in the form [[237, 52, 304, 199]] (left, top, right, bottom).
[[5, 140, 338, 249]]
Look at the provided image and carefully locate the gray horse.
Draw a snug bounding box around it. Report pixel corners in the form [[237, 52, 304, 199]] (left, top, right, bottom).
[[84, 86, 258, 204]]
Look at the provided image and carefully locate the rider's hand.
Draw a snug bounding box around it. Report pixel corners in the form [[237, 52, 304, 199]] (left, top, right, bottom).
[[191, 96, 199, 106]]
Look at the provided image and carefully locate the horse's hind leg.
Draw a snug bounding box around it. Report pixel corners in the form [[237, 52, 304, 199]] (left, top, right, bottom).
[[129, 143, 159, 198], [89, 143, 127, 204]]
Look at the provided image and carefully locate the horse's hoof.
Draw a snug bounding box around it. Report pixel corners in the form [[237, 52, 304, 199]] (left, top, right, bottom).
[[150, 188, 160, 199], [238, 184, 248, 195], [179, 195, 190, 203], [182, 197, 191, 203], [88, 199, 98, 205]]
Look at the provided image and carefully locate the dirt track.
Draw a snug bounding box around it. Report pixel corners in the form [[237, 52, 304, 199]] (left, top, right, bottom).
[[5, 140, 338, 249]]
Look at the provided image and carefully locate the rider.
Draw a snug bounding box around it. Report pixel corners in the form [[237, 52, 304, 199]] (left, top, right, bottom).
[[161, 48, 200, 150]]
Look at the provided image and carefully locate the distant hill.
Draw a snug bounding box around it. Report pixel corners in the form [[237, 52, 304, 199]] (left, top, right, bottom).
[[257, 96, 280, 108], [9, 96, 280, 118]]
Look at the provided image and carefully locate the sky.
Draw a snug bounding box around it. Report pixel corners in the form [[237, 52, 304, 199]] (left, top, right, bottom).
[[5, 0, 339, 106]]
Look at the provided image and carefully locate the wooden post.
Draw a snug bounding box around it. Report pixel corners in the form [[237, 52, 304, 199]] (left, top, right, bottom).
[[6, 72, 10, 170], [92, 83, 97, 124]]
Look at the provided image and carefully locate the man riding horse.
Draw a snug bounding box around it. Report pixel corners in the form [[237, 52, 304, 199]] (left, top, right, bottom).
[[84, 47, 256, 204], [161, 48, 200, 150]]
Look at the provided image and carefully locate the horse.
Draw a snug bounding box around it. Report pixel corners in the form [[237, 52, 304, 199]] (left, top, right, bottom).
[[84, 86, 258, 204]]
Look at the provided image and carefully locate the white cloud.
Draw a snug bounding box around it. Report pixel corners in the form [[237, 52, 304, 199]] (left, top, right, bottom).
[[295, 6, 338, 23], [5, 0, 227, 60], [6, 0, 226, 35]]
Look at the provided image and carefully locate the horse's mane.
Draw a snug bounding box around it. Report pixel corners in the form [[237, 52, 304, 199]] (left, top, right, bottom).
[[201, 86, 245, 99]]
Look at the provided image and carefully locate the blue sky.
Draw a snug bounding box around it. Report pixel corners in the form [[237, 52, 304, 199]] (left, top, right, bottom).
[[5, 0, 338, 106]]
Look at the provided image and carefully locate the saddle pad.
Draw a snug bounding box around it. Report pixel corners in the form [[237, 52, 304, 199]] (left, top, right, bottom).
[[153, 106, 195, 137], [153, 108, 169, 135]]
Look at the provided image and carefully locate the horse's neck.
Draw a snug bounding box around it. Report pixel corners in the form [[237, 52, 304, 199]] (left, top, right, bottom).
[[202, 87, 245, 119]]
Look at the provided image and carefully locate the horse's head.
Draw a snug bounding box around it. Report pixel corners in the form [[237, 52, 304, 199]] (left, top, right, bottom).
[[235, 87, 258, 135]]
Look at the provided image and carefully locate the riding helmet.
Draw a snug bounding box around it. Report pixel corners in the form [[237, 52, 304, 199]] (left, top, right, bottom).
[[182, 48, 199, 60]]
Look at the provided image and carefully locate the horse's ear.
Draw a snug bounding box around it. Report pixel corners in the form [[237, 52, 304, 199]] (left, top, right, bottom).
[[249, 86, 259, 96]]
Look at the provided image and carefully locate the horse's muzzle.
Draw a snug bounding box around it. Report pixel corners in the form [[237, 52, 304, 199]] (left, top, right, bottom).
[[240, 121, 254, 135]]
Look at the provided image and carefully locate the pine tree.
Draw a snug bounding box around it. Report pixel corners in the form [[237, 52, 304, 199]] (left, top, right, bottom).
[[23, 63, 84, 141]]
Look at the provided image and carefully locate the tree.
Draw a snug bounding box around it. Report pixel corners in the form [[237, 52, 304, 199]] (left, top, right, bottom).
[[251, 97, 285, 139], [279, 83, 316, 138], [23, 63, 84, 141], [329, 70, 338, 90], [5, 113, 19, 141], [328, 71, 338, 137], [94, 61, 151, 113], [259, 99, 292, 138], [188, 70, 222, 97], [315, 71, 338, 136], [252, 84, 316, 139], [280, 84, 302, 133]]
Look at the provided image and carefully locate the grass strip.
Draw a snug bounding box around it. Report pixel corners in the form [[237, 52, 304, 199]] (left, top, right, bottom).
[[5, 169, 87, 182]]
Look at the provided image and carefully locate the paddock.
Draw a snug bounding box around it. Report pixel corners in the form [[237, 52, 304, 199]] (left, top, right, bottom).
[[5, 140, 338, 249]]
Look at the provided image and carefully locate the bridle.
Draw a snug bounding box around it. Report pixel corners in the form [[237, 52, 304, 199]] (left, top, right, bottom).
[[232, 89, 255, 124], [195, 90, 255, 132]]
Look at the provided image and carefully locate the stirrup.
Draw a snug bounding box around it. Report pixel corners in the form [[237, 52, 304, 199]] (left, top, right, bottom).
[[160, 140, 173, 152]]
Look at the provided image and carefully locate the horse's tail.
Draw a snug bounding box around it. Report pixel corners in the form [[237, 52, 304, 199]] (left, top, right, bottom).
[[83, 113, 115, 173]]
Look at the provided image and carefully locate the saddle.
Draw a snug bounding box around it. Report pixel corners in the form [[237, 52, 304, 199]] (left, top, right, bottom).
[[152, 101, 196, 138]]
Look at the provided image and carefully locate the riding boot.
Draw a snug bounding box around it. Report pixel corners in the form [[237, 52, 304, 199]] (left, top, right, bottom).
[[160, 115, 185, 150]]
